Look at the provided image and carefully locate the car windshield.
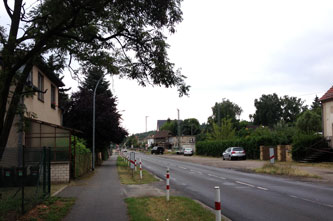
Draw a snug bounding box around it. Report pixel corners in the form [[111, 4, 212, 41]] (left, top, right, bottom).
[[233, 147, 244, 151]]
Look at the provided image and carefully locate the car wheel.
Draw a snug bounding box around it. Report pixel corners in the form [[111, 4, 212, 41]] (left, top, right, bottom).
[[222, 156, 225, 160]]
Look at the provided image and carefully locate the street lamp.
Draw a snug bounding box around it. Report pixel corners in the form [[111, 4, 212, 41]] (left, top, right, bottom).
[[92, 74, 105, 171]]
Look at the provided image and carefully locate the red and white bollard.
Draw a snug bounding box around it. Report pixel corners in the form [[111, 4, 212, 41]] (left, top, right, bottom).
[[166, 168, 170, 201], [139, 158, 143, 179], [135, 159, 137, 171], [269, 147, 275, 164], [215, 186, 221, 221]]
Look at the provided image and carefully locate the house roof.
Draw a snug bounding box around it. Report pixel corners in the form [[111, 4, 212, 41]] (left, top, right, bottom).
[[320, 86, 333, 102], [35, 58, 65, 88], [154, 130, 171, 139]]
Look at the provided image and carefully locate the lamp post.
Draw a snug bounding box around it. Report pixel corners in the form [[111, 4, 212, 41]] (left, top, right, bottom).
[[92, 74, 104, 171]]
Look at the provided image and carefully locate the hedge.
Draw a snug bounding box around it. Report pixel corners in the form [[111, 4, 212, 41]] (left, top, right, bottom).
[[196, 135, 281, 159]]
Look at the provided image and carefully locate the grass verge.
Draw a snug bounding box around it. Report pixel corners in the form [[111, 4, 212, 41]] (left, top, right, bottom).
[[254, 163, 321, 178], [125, 196, 215, 221], [18, 197, 75, 221], [117, 156, 159, 184]]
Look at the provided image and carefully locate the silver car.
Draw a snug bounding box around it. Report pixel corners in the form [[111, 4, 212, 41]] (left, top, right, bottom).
[[222, 147, 246, 160], [183, 148, 193, 156]]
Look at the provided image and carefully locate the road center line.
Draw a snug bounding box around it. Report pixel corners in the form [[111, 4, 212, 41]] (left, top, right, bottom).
[[289, 195, 333, 208], [257, 186, 268, 191], [236, 181, 255, 188]]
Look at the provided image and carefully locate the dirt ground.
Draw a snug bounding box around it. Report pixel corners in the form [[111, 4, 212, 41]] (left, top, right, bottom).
[[160, 154, 333, 184]]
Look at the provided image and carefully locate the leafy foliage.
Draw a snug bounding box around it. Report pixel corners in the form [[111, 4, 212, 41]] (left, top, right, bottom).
[[181, 118, 201, 135], [253, 93, 306, 126], [63, 69, 128, 152], [0, 0, 188, 159], [296, 110, 321, 134], [208, 99, 242, 125], [207, 119, 235, 141]]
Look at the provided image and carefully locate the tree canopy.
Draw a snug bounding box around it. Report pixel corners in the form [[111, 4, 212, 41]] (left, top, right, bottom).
[[0, 0, 188, 159], [208, 99, 242, 125], [63, 68, 127, 151], [252, 93, 306, 126]]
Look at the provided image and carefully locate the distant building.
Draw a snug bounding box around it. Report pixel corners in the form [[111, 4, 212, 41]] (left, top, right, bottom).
[[156, 120, 168, 131], [169, 135, 196, 152], [320, 86, 333, 148]]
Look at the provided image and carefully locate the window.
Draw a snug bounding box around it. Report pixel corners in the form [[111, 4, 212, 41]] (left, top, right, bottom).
[[38, 72, 44, 101], [51, 84, 56, 109]]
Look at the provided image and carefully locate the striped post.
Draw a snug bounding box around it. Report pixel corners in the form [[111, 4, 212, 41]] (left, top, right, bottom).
[[166, 167, 170, 201], [215, 186, 221, 221], [139, 158, 143, 179], [269, 148, 275, 164]]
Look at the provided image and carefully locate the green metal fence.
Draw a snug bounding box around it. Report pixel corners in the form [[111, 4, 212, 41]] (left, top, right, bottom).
[[0, 147, 51, 220]]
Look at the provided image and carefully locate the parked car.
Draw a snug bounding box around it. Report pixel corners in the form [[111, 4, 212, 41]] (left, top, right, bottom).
[[151, 146, 164, 155], [222, 147, 246, 160], [183, 148, 193, 156], [176, 147, 184, 155]]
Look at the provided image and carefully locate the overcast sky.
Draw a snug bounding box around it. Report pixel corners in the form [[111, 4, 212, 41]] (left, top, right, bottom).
[[103, 0, 333, 134], [2, 1, 333, 135]]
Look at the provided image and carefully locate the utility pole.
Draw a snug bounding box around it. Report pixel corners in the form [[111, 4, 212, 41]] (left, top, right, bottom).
[[177, 109, 181, 149], [145, 116, 149, 132]]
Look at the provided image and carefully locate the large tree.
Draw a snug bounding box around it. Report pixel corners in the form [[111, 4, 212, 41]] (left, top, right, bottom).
[[182, 118, 200, 136], [208, 99, 242, 125], [253, 93, 282, 126], [0, 0, 188, 159], [63, 68, 127, 151], [280, 95, 306, 124]]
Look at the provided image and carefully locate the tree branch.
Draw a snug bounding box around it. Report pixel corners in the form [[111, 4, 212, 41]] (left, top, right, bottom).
[[3, 0, 13, 19]]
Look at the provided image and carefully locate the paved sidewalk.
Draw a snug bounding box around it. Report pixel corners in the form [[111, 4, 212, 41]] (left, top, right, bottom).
[[58, 155, 128, 221]]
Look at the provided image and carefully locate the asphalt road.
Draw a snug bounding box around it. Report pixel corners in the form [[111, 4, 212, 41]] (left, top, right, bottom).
[[135, 152, 333, 221]]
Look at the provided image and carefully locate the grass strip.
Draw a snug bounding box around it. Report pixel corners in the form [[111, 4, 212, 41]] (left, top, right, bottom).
[[18, 197, 75, 221], [254, 163, 321, 178], [125, 196, 215, 221], [117, 156, 159, 184]]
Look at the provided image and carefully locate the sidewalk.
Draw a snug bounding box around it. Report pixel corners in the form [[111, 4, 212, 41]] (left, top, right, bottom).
[[57, 155, 128, 221]]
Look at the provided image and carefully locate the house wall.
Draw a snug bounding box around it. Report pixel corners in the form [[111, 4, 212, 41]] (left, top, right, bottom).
[[168, 136, 196, 151], [322, 101, 333, 147], [24, 66, 62, 125]]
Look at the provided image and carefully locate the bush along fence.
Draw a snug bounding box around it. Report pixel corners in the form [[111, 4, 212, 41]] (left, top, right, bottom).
[[196, 136, 281, 159], [197, 134, 332, 162], [0, 147, 51, 219]]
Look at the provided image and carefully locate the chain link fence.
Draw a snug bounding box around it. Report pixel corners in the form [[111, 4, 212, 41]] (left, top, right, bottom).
[[0, 147, 51, 220]]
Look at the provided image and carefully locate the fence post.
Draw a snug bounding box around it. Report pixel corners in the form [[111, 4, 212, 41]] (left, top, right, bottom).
[[215, 186, 221, 221], [43, 146, 46, 194], [166, 167, 170, 201], [139, 158, 142, 180]]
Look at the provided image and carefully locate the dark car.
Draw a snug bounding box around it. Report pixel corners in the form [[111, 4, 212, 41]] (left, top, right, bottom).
[[151, 146, 164, 155]]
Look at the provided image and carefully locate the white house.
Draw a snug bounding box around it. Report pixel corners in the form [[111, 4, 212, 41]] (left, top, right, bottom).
[[320, 86, 333, 148]]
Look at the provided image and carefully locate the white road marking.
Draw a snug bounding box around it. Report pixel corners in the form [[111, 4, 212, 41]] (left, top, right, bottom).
[[236, 181, 255, 188], [289, 195, 333, 208], [179, 166, 187, 170], [257, 187, 268, 191], [208, 174, 226, 180]]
